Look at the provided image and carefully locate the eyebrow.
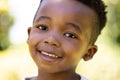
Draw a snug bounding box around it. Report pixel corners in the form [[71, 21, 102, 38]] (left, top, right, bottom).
[[66, 22, 82, 33], [35, 16, 51, 22]]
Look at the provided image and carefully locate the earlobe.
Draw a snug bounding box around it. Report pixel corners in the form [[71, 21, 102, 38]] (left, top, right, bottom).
[[83, 45, 98, 61], [27, 27, 32, 43]]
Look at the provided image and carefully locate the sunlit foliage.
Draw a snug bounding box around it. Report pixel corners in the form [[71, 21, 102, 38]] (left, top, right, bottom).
[[0, 0, 14, 50], [107, 0, 120, 46]]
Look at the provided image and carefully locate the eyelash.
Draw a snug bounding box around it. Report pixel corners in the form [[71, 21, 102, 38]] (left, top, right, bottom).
[[36, 24, 78, 39]]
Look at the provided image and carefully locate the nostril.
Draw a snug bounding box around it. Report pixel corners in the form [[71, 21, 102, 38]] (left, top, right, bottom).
[[52, 43, 57, 46], [44, 40, 57, 46], [44, 41, 48, 44], [43, 36, 60, 47]]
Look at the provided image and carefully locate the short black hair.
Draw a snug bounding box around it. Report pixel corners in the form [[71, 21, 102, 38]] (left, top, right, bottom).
[[75, 0, 107, 43], [34, 0, 107, 43]]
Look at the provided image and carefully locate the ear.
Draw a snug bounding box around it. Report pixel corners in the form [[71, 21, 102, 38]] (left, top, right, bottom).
[[27, 27, 32, 43], [83, 45, 98, 61]]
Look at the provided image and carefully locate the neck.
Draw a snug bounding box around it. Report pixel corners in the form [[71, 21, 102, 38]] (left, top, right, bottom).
[[37, 69, 80, 80]]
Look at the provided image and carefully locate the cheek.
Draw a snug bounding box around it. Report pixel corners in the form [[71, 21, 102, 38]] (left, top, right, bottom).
[[28, 32, 43, 46], [61, 42, 85, 68], [63, 40, 81, 53], [63, 40, 88, 60], [28, 33, 42, 57]]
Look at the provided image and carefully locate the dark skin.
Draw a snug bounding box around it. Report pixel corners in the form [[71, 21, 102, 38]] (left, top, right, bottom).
[[27, 0, 98, 80]]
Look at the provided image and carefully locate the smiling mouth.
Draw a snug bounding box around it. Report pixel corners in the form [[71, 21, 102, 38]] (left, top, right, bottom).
[[36, 49, 62, 62]]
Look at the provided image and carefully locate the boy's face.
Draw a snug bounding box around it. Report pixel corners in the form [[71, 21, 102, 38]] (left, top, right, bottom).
[[28, 0, 97, 73]]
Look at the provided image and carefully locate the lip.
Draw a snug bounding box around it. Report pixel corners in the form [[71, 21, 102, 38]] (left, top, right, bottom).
[[36, 49, 62, 62]]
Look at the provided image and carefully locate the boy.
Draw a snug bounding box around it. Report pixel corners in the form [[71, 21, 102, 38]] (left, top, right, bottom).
[[27, 0, 107, 80]]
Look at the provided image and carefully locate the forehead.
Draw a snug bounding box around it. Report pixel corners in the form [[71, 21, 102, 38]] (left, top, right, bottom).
[[40, 0, 90, 13], [35, 0, 97, 21]]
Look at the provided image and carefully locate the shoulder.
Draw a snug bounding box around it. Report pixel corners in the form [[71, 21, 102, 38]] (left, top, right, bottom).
[[80, 75, 89, 80], [25, 77, 37, 80]]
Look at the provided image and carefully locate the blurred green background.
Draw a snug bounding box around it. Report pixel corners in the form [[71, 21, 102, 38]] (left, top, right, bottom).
[[0, 0, 120, 80]]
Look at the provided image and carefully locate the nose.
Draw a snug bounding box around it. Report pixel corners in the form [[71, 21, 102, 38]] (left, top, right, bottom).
[[44, 35, 60, 47]]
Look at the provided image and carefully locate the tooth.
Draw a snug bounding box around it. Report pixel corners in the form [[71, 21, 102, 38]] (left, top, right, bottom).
[[42, 52, 47, 55], [41, 51, 58, 58]]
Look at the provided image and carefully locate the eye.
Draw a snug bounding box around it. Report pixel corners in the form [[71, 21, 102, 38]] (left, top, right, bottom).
[[37, 24, 48, 31], [64, 33, 77, 39]]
